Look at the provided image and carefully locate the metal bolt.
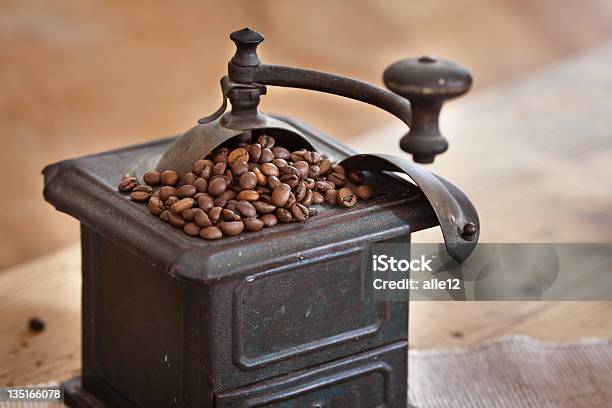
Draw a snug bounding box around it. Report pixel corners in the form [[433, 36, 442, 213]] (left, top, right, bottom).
[[462, 222, 478, 237]]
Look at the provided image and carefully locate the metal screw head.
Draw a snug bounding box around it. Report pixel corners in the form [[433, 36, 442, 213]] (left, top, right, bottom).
[[462, 222, 478, 237]]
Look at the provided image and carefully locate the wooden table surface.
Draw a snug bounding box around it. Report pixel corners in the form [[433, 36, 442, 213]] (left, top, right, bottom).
[[2, 43, 612, 387]]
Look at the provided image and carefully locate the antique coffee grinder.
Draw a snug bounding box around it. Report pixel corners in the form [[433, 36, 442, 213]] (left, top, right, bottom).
[[44, 28, 479, 407]]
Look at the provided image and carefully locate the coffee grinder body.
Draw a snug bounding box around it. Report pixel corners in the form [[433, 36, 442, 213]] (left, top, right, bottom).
[[43, 28, 479, 407]]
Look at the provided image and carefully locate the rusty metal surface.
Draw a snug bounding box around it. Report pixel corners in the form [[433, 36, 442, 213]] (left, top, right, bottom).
[[339, 153, 480, 262]]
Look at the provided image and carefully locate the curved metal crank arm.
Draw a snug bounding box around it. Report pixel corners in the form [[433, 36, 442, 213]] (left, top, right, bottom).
[[252, 65, 412, 128], [338, 154, 480, 263]]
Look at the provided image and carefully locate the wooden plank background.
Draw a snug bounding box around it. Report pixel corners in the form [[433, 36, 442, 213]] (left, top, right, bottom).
[[2, 0, 612, 270]]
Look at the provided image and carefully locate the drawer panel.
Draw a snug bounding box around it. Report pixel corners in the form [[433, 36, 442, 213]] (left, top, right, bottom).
[[216, 341, 407, 408], [234, 253, 387, 369]]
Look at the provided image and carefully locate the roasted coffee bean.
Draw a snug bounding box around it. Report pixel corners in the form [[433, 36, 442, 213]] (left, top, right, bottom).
[[294, 161, 309, 178], [224, 170, 234, 187], [208, 177, 227, 197], [253, 166, 267, 186], [165, 196, 180, 209], [303, 151, 321, 165], [260, 162, 279, 177], [271, 184, 291, 207], [260, 213, 277, 227], [308, 207, 318, 216], [200, 226, 223, 240], [193, 159, 211, 177], [308, 165, 320, 178], [193, 178, 208, 193], [272, 158, 288, 168], [118, 175, 138, 192], [259, 147, 274, 163], [302, 189, 313, 206], [272, 146, 290, 160], [355, 185, 373, 200], [228, 147, 249, 165], [160, 210, 170, 222], [197, 195, 214, 212], [184, 222, 201, 236], [267, 175, 281, 190], [312, 191, 324, 204], [231, 160, 249, 177], [143, 171, 160, 186], [281, 165, 299, 177], [159, 186, 177, 202], [225, 200, 237, 212], [294, 181, 307, 202], [318, 159, 332, 175], [275, 207, 293, 223], [214, 197, 227, 208], [337, 187, 357, 208], [168, 212, 187, 228], [194, 192, 206, 200], [333, 164, 346, 175], [239, 171, 257, 190], [253, 201, 276, 214], [193, 208, 212, 227], [171, 197, 195, 213], [348, 170, 365, 185], [219, 220, 244, 236], [213, 162, 226, 176], [213, 149, 228, 164], [130, 185, 153, 202], [328, 172, 347, 188], [28, 317, 45, 333], [259, 194, 272, 204], [236, 200, 256, 218], [222, 208, 241, 222], [290, 203, 309, 222], [315, 180, 335, 192], [257, 134, 275, 148], [176, 184, 196, 198], [248, 143, 262, 163], [279, 173, 299, 188], [284, 192, 296, 208], [243, 217, 264, 231], [305, 177, 316, 190], [208, 207, 223, 224], [202, 160, 214, 179], [237, 189, 259, 202], [148, 196, 165, 215], [324, 188, 338, 205], [254, 185, 268, 195], [181, 172, 197, 186], [182, 208, 196, 222], [219, 189, 236, 200], [160, 170, 179, 186]]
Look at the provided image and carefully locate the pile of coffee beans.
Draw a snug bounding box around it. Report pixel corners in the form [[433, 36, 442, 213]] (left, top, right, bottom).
[[118, 135, 374, 240]]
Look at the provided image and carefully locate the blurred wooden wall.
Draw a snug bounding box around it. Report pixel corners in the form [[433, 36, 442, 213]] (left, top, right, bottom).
[[2, 0, 612, 270]]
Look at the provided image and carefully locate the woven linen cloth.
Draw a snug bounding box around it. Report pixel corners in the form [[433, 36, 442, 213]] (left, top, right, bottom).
[[409, 335, 612, 408]]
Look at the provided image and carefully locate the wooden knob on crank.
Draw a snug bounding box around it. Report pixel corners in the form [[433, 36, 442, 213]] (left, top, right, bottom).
[[383, 56, 472, 163]]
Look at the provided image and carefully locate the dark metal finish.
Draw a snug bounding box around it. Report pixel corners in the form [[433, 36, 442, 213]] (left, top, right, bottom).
[[338, 153, 480, 262], [226, 27, 471, 162], [45, 120, 439, 407], [43, 28, 479, 407], [384, 56, 472, 163]]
